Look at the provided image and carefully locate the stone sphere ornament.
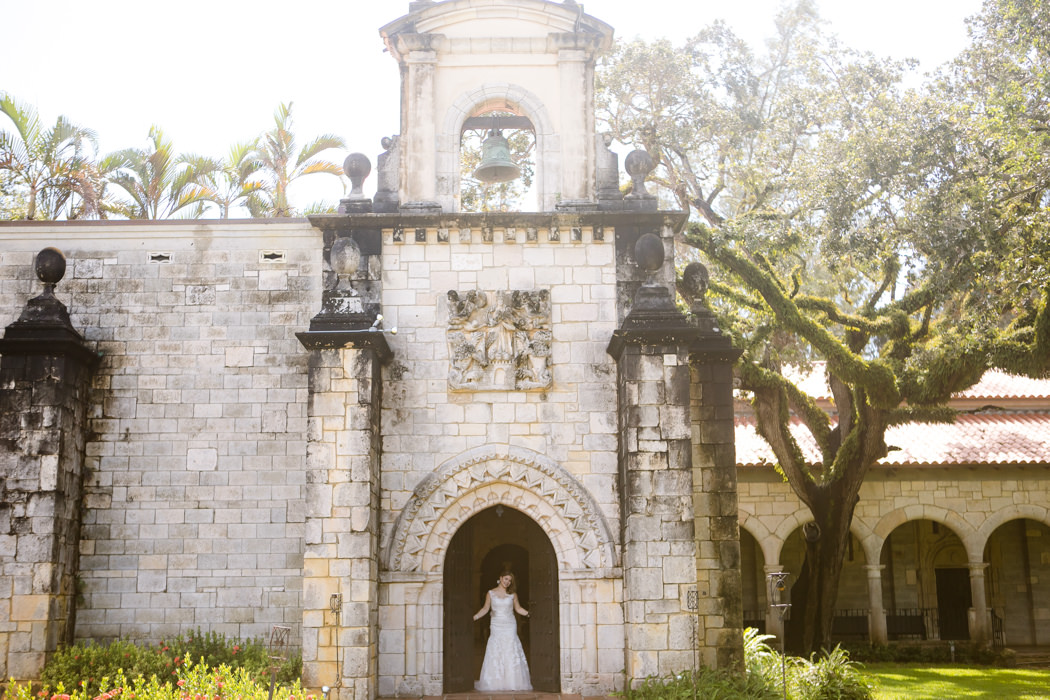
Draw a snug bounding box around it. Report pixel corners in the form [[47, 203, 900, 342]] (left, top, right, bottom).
[[343, 153, 372, 200], [634, 233, 665, 277], [683, 261, 709, 302], [624, 149, 655, 197], [35, 247, 66, 289]]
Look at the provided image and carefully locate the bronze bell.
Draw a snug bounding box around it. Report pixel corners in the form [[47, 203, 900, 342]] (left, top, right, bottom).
[[472, 129, 521, 184]]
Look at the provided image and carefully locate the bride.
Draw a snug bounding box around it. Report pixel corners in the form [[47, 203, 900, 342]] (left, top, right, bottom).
[[472, 571, 532, 691]]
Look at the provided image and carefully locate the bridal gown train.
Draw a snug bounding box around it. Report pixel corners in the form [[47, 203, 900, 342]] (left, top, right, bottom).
[[475, 593, 532, 691]]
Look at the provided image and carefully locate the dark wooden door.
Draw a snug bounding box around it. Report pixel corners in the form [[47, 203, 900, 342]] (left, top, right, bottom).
[[443, 521, 474, 692], [528, 522, 560, 692], [935, 568, 972, 640]]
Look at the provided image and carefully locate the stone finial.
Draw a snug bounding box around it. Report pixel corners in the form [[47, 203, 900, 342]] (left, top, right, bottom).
[[682, 260, 720, 335], [624, 149, 655, 199], [329, 237, 362, 292], [682, 262, 709, 308], [36, 246, 66, 290], [343, 153, 372, 200], [634, 233, 665, 286], [339, 153, 374, 213], [16, 247, 74, 328]]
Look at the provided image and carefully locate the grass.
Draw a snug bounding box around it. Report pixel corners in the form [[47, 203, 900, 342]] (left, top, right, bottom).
[[867, 664, 1050, 699]]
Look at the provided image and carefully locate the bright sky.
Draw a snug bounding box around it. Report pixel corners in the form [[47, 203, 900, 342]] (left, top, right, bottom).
[[0, 0, 984, 212]]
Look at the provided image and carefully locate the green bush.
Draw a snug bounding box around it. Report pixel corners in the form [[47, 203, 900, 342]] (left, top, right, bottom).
[[791, 646, 875, 700], [842, 641, 1013, 667], [618, 629, 874, 700], [4, 661, 307, 700], [37, 630, 300, 698], [621, 667, 779, 700]]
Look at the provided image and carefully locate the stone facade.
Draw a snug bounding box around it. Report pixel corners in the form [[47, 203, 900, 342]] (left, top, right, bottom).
[[0, 207, 746, 695]]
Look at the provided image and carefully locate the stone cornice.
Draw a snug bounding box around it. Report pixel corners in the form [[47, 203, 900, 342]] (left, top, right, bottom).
[[308, 210, 687, 234]]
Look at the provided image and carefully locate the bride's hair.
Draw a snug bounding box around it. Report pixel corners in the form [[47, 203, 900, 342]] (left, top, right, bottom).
[[499, 571, 517, 594]]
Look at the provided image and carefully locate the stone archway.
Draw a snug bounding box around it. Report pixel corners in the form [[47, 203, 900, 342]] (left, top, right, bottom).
[[443, 505, 560, 693], [385, 444, 617, 573]]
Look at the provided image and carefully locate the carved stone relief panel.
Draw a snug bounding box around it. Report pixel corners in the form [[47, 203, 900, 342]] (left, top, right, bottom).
[[446, 289, 552, 391]]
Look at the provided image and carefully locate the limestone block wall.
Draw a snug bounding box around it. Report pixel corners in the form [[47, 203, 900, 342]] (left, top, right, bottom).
[[0, 221, 320, 644], [373, 216, 625, 695], [375, 219, 621, 551]]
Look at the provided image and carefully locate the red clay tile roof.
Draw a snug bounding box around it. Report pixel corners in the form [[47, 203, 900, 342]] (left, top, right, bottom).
[[736, 412, 1050, 467], [776, 364, 1050, 402]]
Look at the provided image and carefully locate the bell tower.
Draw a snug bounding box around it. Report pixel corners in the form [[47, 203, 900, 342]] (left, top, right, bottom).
[[380, 0, 613, 212], [297, 2, 744, 698]]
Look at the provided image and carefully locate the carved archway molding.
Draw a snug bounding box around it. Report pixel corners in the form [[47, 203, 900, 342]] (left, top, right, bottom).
[[385, 444, 617, 572]]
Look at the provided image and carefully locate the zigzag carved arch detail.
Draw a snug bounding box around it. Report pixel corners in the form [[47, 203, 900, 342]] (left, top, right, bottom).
[[385, 444, 617, 572]]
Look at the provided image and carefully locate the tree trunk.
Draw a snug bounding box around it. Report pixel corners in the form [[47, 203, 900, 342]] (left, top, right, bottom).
[[786, 481, 860, 655]]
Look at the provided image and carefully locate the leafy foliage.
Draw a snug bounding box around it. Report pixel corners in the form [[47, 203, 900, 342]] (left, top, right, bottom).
[[616, 629, 871, 699], [0, 95, 347, 219], [4, 661, 306, 700], [598, 0, 1050, 654], [247, 102, 346, 217], [36, 630, 300, 699], [0, 92, 100, 219], [106, 126, 215, 220]]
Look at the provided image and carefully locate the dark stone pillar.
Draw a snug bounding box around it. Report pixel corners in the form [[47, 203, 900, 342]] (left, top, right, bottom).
[[0, 248, 98, 680]]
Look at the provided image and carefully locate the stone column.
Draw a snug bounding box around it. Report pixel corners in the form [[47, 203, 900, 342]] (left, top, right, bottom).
[[864, 564, 888, 644], [608, 235, 742, 681], [397, 33, 441, 211], [967, 561, 990, 646], [609, 339, 696, 681], [556, 42, 590, 206], [686, 264, 744, 671], [297, 222, 391, 700], [0, 248, 98, 681]]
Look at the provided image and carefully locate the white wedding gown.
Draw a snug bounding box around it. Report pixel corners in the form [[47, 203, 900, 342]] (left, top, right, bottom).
[[475, 593, 532, 691]]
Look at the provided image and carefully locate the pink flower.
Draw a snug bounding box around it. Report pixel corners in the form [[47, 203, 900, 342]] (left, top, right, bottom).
[[177, 680, 186, 687]]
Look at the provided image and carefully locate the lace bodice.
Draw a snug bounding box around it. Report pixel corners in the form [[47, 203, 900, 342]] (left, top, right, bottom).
[[489, 593, 515, 623]]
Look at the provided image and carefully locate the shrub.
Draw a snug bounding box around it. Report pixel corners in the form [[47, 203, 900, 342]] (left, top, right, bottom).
[[38, 630, 300, 698], [617, 630, 874, 700], [4, 661, 308, 700], [790, 645, 875, 700], [621, 668, 779, 700]]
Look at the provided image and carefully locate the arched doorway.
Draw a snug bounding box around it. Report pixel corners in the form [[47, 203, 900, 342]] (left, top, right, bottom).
[[880, 519, 971, 640], [443, 505, 560, 692], [739, 529, 767, 632], [985, 518, 1050, 646]]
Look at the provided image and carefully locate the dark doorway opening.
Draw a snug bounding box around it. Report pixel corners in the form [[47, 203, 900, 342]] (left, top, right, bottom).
[[443, 505, 560, 693], [935, 567, 972, 640]]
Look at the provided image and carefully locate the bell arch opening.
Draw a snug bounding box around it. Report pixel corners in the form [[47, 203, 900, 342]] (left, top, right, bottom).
[[439, 84, 558, 212], [459, 104, 537, 212], [443, 505, 561, 693]]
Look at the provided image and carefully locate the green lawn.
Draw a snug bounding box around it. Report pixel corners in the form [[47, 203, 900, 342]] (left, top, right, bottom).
[[867, 664, 1050, 699]]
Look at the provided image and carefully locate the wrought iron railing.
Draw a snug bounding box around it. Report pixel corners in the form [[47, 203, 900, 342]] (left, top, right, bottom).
[[743, 610, 766, 634], [887, 607, 938, 640], [991, 609, 1005, 650]]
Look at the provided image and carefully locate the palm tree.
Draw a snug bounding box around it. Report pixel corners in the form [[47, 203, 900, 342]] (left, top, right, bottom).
[[249, 102, 345, 217], [0, 92, 98, 219], [107, 125, 215, 219], [197, 140, 264, 218]]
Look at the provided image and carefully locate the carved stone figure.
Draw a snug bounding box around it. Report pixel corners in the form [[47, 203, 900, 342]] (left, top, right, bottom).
[[447, 289, 552, 391]]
